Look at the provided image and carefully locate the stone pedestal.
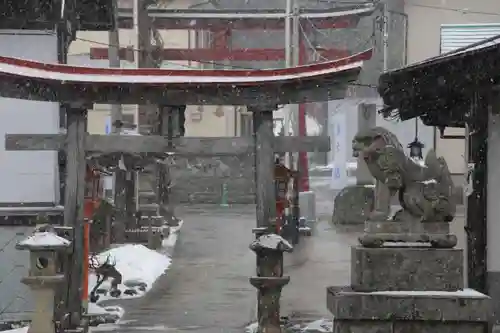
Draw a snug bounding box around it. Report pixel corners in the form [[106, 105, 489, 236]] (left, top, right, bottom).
[[328, 287, 490, 333], [327, 220, 491, 332], [351, 247, 463, 291], [359, 220, 457, 248]]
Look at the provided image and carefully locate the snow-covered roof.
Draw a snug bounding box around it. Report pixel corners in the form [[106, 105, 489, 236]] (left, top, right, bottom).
[[0, 50, 369, 85], [0, 49, 371, 105], [16, 232, 70, 251]]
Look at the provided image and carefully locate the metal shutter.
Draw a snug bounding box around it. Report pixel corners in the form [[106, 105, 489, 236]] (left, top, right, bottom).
[[440, 23, 500, 54]]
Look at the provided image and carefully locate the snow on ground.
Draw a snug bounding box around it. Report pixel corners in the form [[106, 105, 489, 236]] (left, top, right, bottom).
[[245, 318, 334, 333], [88, 221, 183, 305], [84, 220, 183, 325], [1, 323, 123, 333], [300, 319, 333, 332], [88, 243, 172, 302], [0, 328, 28, 333], [88, 303, 124, 319], [245, 322, 259, 333], [162, 220, 183, 249]]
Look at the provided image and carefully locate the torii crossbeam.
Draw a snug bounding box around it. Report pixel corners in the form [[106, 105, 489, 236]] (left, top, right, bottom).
[[0, 49, 371, 332], [0, 50, 371, 105]]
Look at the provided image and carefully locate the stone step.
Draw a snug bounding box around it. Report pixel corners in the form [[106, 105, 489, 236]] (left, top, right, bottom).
[[138, 203, 160, 217], [138, 190, 157, 203], [351, 246, 464, 292], [138, 190, 156, 197]]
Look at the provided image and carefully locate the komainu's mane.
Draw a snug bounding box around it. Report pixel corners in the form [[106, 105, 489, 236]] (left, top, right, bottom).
[[369, 127, 404, 151]]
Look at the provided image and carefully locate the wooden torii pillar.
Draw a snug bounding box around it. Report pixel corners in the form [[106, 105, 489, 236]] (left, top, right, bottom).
[[0, 50, 370, 332]]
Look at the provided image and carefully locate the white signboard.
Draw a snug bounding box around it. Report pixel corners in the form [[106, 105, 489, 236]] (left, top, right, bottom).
[[331, 112, 348, 190]]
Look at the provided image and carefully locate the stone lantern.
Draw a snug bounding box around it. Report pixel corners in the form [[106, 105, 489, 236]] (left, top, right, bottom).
[[249, 233, 293, 333], [16, 230, 71, 333]]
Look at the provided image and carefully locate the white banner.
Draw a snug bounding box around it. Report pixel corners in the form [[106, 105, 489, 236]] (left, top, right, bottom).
[[331, 112, 348, 190], [105, 115, 112, 135]]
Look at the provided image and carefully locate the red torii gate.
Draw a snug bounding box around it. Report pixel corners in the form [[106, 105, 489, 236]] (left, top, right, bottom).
[[89, 5, 375, 191], [0, 50, 370, 331], [90, 6, 374, 62]]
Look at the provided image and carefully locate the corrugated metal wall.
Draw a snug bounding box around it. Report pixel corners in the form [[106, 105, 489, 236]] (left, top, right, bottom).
[[440, 23, 500, 54]]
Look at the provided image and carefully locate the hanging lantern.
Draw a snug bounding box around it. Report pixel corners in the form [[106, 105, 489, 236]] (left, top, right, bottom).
[[407, 137, 425, 159]]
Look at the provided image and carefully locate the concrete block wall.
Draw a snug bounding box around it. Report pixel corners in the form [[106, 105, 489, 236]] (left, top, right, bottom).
[[170, 155, 255, 204]]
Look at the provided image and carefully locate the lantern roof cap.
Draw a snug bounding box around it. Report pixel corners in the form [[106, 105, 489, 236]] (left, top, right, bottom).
[[16, 232, 70, 251]]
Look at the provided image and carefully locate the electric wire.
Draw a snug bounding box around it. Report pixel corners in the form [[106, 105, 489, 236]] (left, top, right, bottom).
[[404, 1, 500, 17]]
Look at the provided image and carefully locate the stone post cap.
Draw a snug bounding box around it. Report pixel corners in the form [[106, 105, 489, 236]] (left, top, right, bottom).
[[250, 233, 293, 253], [16, 231, 71, 251]]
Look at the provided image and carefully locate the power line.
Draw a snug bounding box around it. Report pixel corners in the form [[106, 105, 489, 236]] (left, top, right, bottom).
[[404, 1, 500, 17], [68, 29, 376, 74], [304, 14, 376, 56]]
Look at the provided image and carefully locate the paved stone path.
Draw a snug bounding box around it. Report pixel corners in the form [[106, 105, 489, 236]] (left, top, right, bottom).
[[111, 203, 363, 333], [281, 220, 360, 325], [115, 205, 257, 333]]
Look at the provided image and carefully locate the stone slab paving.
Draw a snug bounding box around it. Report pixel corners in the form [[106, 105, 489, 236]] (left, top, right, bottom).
[[113, 205, 257, 333], [281, 220, 361, 326]]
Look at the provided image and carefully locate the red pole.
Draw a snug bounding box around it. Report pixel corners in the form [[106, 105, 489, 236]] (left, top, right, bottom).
[[298, 24, 310, 192]]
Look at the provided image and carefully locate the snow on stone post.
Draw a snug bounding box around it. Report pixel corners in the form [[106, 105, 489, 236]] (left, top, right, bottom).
[[16, 229, 71, 333], [249, 234, 292, 333]]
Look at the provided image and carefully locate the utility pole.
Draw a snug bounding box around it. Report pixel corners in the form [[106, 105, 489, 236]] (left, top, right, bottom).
[[284, 0, 293, 139], [283, 0, 300, 243], [131, 0, 151, 224], [284, 0, 294, 171], [109, 0, 122, 132], [109, 0, 127, 243], [373, 2, 391, 218], [382, 2, 389, 73]]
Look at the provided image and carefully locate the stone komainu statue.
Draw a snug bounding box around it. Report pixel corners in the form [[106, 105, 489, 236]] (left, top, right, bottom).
[[352, 127, 456, 223]]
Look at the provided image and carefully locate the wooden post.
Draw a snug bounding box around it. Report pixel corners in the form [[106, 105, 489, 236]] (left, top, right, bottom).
[[63, 106, 87, 328], [467, 92, 488, 293], [160, 106, 172, 216], [157, 105, 180, 225], [253, 109, 277, 230], [113, 168, 127, 242], [291, 152, 300, 243], [125, 170, 136, 228]]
